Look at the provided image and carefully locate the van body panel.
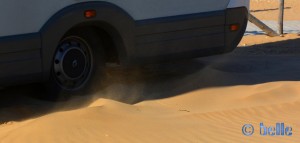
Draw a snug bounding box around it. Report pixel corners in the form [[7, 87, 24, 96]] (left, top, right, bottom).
[[0, 0, 231, 37], [0, 1, 249, 85]]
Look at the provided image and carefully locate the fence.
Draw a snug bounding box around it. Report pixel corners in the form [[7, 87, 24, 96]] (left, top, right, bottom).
[[249, 0, 284, 37]]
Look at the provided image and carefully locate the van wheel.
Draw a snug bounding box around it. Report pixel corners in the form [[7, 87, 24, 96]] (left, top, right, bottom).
[[45, 30, 105, 100]]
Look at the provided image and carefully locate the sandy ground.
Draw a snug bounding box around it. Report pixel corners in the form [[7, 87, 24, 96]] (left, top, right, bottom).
[[1, 1, 300, 143], [239, 33, 300, 46], [250, 0, 300, 20], [0, 34, 300, 142]]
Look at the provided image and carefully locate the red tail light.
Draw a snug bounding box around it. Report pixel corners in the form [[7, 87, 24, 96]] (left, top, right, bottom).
[[84, 10, 96, 19]]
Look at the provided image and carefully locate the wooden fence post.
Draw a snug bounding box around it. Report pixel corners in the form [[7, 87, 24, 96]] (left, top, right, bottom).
[[248, 14, 279, 37], [278, 0, 285, 35]]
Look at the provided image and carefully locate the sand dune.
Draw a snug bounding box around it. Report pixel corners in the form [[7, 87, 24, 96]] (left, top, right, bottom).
[[1, 82, 300, 143], [1, 35, 300, 142]]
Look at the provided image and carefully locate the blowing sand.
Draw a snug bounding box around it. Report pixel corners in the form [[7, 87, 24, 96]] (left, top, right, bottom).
[[1, 1, 300, 143]]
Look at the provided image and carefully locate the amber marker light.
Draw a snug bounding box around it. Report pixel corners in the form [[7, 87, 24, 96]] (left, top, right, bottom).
[[84, 10, 97, 19], [230, 24, 240, 31]]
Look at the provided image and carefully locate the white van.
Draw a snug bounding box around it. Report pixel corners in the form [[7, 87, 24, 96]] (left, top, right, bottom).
[[0, 0, 249, 96]]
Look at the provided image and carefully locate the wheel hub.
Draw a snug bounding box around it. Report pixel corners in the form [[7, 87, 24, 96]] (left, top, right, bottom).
[[62, 48, 86, 79], [53, 37, 93, 90]]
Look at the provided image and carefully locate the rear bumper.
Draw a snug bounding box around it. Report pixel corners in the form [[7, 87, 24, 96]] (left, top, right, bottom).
[[126, 7, 248, 64], [224, 7, 248, 52]]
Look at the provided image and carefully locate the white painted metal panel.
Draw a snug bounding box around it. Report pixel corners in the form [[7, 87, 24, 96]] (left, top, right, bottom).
[[0, 0, 231, 37], [227, 0, 250, 9]]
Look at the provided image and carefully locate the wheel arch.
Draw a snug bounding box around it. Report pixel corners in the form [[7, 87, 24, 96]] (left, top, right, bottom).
[[40, 1, 135, 81]]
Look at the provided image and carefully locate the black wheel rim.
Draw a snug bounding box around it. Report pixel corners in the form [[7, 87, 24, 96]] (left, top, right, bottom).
[[53, 36, 93, 90]]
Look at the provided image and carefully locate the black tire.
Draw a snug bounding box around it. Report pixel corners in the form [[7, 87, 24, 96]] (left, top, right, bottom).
[[44, 29, 105, 101]]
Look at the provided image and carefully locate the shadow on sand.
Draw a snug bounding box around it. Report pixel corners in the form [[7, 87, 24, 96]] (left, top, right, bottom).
[[250, 7, 291, 13], [0, 37, 300, 124]]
